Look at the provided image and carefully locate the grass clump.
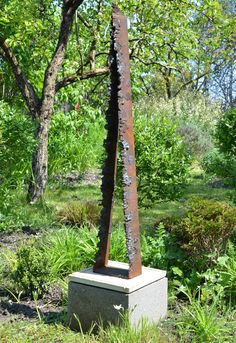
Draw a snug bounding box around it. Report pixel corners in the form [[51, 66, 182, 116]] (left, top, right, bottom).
[[0, 227, 98, 299], [98, 314, 170, 343], [46, 226, 98, 278], [0, 226, 129, 300], [175, 290, 236, 343], [57, 201, 100, 228]]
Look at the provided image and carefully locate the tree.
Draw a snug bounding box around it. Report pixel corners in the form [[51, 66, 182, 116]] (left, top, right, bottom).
[[122, 0, 235, 100], [0, 0, 109, 203], [208, 0, 236, 108]]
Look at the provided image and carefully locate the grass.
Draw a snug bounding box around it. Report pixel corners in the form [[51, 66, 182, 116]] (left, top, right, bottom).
[[2, 165, 235, 234], [0, 303, 234, 342], [0, 320, 85, 343], [175, 290, 236, 343], [0, 316, 174, 343]]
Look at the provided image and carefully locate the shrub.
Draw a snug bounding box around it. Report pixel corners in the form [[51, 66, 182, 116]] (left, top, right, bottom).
[[201, 149, 236, 179], [170, 198, 236, 268], [49, 110, 105, 175], [0, 101, 104, 206], [3, 239, 50, 298], [216, 108, 236, 157], [133, 109, 191, 207], [135, 92, 221, 132], [142, 224, 174, 270], [57, 201, 100, 227], [177, 121, 214, 159], [0, 101, 35, 186]]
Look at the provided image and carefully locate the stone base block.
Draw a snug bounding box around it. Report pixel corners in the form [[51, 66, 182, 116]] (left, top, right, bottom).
[[68, 261, 167, 331]]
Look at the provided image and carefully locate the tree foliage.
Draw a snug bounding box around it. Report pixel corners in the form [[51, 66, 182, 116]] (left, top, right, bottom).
[[0, 0, 235, 202], [134, 101, 191, 207], [216, 108, 236, 157]]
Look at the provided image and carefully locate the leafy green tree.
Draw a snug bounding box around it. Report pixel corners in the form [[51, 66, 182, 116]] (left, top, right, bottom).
[[0, 0, 109, 203], [0, 0, 234, 203], [119, 0, 235, 99]]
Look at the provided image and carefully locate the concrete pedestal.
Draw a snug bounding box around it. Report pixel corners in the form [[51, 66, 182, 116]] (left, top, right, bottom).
[[68, 261, 167, 331]]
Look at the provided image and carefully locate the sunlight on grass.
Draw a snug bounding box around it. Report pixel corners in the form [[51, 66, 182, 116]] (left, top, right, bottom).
[[1, 166, 235, 232], [0, 317, 173, 343]]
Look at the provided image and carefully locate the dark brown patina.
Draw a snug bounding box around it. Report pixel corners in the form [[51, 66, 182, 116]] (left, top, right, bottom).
[[93, 4, 142, 279]]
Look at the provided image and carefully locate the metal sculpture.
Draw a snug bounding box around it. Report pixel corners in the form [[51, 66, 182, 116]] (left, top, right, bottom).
[[94, 4, 142, 279]]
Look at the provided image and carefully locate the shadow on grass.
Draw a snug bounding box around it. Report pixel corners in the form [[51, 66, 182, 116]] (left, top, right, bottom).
[[0, 299, 67, 326]]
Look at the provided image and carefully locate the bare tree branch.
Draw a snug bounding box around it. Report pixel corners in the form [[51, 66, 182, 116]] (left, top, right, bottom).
[[77, 13, 93, 29], [55, 66, 109, 91], [174, 71, 209, 97], [131, 54, 181, 72]]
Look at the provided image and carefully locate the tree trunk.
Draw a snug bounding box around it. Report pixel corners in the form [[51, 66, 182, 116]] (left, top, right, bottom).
[[28, 117, 50, 204]]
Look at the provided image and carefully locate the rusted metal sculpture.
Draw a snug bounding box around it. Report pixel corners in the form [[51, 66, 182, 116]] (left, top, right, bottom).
[[94, 4, 142, 279]]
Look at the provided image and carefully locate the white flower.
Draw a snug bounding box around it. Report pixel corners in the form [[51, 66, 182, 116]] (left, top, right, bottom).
[[113, 304, 124, 311]]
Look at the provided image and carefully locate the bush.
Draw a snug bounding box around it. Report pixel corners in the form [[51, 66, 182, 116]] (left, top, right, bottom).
[[0, 101, 104, 207], [49, 110, 105, 175], [169, 198, 236, 268], [3, 239, 50, 298], [141, 224, 180, 270], [136, 92, 221, 132], [57, 201, 100, 227], [133, 108, 191, 207], [201, 149, 236, 179], [177, 121, 214, 159], [216, 108, 236, 157], [0, 101, 35, 186]]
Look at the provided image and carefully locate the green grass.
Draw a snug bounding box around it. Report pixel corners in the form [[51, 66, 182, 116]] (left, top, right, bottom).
[[0, 320, 87, 343], [0, 166, 235, 233], [0, 317, 172, 343], [0, 303, 234, 343], [173, 288, 236, 343]]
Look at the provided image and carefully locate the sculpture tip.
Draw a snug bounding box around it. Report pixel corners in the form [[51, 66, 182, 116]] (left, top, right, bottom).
[[112, 3, 122, 14]]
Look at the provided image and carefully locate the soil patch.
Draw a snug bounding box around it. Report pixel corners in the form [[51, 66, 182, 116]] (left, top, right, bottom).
[[0, 229, 41, 252], [0, 297, 65, 323]]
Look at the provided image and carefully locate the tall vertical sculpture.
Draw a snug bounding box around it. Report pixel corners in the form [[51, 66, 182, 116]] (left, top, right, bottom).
[[93, 4, 142, 279], [68, 5, 167, 331]]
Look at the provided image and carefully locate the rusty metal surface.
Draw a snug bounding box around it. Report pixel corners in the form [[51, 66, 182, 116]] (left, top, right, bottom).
[[94, 4, 142, 279], [93, 13, 119, 271]]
